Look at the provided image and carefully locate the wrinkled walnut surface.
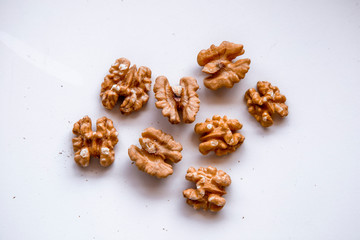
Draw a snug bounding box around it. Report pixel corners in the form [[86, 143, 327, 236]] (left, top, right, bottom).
[[100, 58, 152, 114], [128, 127, 183, 178], [197, 41, 251, 90], [72, 116, 118, 167], [245, 81, 288, 127], [154, 76, 200, 124], [194, 115, 245, 156], [183, 166, 231, 212]]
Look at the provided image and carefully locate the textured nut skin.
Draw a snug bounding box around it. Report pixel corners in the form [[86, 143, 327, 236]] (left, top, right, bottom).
[[194, 115, 245, 156], [197, 41, 250, 90], [153, 76, 200, 124], [100, 58, 152, 114], [128, 127, 183, 178], [183, 166, 231, 212], [72, 116, 118, 167], [245, 81, 288, 127]]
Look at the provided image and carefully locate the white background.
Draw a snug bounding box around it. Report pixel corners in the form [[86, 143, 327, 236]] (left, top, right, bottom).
[[1, 0, 360, 239]]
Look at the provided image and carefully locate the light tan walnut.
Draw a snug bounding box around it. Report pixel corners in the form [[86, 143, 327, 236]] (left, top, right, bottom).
[[183, 166, 231, 212], [72, 116, 118, 167], [153, 76, 200, 124], [100, 58, 152, 114], [194, 115, 245, 156], [245, 81, 288, 127], [197, 41, 251, 90], [128, 127, 183, 178]]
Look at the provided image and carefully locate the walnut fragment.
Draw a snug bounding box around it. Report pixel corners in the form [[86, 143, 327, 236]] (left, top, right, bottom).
[[154, 76, 200, 124], [183, 166, 231, 212], [100, 58, 152, 114], [194, 115, 245, 156], [128, 127, 183, 178], [72, 116, 118, 167], [197, 41, 251, 90], [245, 81, 288, 127]]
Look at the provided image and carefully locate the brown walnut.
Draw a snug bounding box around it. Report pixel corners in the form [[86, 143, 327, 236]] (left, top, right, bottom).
[[72, 116, 118, 167], [194, 115, 245, 156], [153, 76, 200, 124], [183, 166, 231, 212], [197, 41, 251, 90], [100, 58, 152, 114], [128, 127, 183, 178], [245, 81, 288, 127]]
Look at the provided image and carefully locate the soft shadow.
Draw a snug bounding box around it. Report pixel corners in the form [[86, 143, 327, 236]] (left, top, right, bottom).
[[119, 162, 171, 199], [199, 82, 245, 105], [71, 156, 113, 178]]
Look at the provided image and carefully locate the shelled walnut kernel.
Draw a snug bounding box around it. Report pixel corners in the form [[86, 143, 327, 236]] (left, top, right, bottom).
[[245, 81, 288, 127], [197, 41, 250, 90], [153, 76, 200, 124], [194, 115, 245, 156], [183, 166, 231, 212], [100, 58, 152, 114], [72, 116, 118, 167], [128, 127, 183, 178]]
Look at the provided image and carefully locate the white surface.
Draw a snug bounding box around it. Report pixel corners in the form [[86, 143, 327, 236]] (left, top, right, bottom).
[[1, 0, 360, 239]]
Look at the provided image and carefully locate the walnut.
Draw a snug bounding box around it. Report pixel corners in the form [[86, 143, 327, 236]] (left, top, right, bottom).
[[197, 41, 251, 90], [100, 58, 152, 114], [245, 81, 288, 127], [128, 127, 183, 178], [153, 76, 200, 124], [72, 116, 118, 167], [183, 166, 231, 212], [194, 115, 245, 156]]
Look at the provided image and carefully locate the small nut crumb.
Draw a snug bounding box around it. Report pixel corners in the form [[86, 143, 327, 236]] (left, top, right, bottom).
[[183, 166, 231, 212], [197, 41, 251, 90], [72, 116, 118, 167], [154, 76, 200, 124], [128, 127, 183, 178], [100, 58, 152, 114], [245, 81, 288, 127], [194, 115, 245, 156]]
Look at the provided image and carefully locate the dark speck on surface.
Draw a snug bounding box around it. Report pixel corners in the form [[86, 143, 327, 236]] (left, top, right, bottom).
[[61, 85, 63, 87], [13, 196, 16, 199]]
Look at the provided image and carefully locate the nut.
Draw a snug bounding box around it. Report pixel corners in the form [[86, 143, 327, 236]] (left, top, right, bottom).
[[194, 115, 245, 156], [245, 81, 288, 127], [72, 116, 118, 167], [197, 41, 251, 90], [128, 127, 183, 178], [100, 58, 152, 114], [153, 76, 200, 124], [183, 166, 231, 212]]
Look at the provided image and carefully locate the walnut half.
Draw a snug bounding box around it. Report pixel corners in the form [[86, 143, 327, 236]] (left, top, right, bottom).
[[245, 81, 288, 127], [153, 76, 200, 124], [72, 116, 118, 167], [128, 127, 183, 178], [197, 41, 251, 90], [194, 115, 245, 156], [183, 166, 231, 212], [100, 58, 152, 114]]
